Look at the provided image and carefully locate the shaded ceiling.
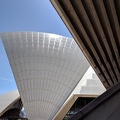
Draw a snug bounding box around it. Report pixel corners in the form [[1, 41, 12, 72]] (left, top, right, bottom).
[[51, 0, 120, 89]]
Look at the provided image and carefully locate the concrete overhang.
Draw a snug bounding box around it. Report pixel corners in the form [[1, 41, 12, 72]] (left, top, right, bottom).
[[50, 0, 120, 89]]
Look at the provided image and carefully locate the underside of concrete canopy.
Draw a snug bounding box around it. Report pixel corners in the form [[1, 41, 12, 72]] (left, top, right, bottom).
[[51, 0, 120, 89]]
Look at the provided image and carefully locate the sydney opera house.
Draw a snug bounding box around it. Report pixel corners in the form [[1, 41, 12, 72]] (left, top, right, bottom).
[[0, 32, 93, 119], [0, 32, 105, 120], [0, 0, 120, 120]]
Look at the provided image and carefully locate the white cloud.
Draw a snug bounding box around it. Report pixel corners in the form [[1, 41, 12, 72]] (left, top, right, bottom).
[[0, 77, 14, 82]]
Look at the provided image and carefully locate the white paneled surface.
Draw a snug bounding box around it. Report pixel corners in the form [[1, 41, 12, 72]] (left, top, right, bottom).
[[0, 90, 20, 116], [0, 32, 90, 120]]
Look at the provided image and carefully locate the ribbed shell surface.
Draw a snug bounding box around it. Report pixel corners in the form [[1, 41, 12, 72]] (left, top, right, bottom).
[[0, 32, 89, 120]]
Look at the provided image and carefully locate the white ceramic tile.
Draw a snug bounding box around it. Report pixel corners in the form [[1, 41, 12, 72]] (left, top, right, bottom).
[[1, 32, 90, 120]]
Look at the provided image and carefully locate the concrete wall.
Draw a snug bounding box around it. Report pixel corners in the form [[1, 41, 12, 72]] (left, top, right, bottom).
[[83, 88, 120, 120]]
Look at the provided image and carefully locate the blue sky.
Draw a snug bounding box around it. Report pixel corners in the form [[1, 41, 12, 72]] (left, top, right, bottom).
[[0, 0, 71, 94]]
